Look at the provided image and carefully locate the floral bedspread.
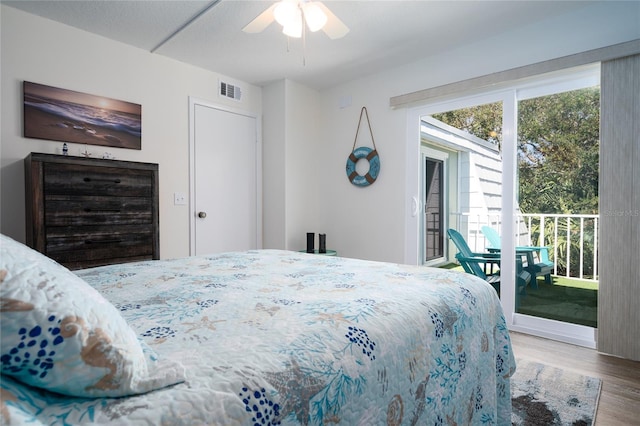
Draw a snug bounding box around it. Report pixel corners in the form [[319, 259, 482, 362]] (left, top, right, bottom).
[[2, 250, 515, 425]]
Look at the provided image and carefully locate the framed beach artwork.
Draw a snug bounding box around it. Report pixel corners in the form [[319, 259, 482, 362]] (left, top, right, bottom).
[[23, 81, 142, 150]]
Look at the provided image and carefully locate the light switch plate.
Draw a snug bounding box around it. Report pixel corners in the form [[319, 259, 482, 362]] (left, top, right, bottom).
[[174, 192, 187, 205]]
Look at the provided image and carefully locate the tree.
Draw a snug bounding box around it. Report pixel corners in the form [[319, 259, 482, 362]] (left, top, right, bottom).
[[431, 101, 503, 146], [432, 87, 600, 215], [518, 87, 599, 215]]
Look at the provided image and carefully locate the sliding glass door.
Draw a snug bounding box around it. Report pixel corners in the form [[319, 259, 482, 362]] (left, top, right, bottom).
[[407, 65, 600, 347]]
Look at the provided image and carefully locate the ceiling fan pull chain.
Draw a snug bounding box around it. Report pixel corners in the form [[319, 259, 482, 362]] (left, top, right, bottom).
[[302, 16, 307, 66]]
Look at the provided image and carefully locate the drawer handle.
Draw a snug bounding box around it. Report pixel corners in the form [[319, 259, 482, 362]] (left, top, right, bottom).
[[85, 239, 122, 245], [83, 177, 122, 184], [83, 208, 122, 213]]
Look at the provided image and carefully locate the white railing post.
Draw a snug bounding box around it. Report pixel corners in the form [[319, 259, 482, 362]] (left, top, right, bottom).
[[593, 217, 598, 280], [579, 217, 585, 279], [553, 216, 559, 276], [566, 217, 571, 278]]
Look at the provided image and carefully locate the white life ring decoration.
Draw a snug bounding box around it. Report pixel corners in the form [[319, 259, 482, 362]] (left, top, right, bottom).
[[346, 107, 380, 187], [346, 146, 380, 186]]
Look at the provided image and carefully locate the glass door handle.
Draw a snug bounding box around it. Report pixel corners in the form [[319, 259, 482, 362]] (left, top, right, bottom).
[[411, 197, 420, 217]]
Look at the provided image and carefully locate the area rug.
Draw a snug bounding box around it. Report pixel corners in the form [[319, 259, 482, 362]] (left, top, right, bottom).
[[511, 358, 601, 425]]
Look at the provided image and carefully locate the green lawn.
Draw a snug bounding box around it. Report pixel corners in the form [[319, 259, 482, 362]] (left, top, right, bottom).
[[439, 263, 598, 327], [552, 275, 598, 290]]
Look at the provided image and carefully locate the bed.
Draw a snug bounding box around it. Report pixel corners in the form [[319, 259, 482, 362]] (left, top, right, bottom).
[[1, 234, 515, 425]]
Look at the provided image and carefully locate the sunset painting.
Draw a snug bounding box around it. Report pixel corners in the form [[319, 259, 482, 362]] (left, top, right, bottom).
[[23, 81, 142, 150]]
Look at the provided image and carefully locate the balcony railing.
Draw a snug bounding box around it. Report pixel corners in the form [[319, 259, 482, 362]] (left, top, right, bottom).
[[451, 212, 599, 282]]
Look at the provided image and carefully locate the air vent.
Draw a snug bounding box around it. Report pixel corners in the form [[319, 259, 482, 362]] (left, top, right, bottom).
[[220, 81, 242, 101]]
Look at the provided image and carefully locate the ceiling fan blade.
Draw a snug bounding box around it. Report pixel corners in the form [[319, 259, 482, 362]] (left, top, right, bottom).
[[242, 3, 277, 33], [316, 1, 349, 39]]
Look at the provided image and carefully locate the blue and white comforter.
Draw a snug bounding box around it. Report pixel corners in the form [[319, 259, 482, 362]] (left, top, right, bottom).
[[1, 250, 515, 425]]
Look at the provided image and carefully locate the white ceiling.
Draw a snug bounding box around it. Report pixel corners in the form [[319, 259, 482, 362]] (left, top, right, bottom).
[[3, 0, 599, 90]]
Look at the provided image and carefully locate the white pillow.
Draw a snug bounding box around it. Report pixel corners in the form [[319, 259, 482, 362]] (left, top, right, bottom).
[[0, 234, 184, 397]]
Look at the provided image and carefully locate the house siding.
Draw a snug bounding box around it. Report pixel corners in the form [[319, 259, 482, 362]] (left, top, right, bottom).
[[421, 118, 502, 253]]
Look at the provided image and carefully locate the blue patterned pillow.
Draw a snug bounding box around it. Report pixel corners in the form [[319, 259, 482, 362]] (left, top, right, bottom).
[[0, 234, 184, 397]]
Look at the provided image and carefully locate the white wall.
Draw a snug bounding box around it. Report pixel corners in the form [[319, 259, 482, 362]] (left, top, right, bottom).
[[283, 80, 323, 251], [262, 81, 287, 249], [0, 5, 262, 260], [262, 79, 323, 252], [317, 93, 407, 262]]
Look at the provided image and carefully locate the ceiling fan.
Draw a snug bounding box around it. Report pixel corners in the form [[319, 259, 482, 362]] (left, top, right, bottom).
[[243, 0, 349, 40]]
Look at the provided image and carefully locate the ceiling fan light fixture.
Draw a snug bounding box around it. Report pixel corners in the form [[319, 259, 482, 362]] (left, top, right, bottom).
[[242, 0, 348, 41], [282, 7, 303, 38], [274, 1, 298, 27], [302, 2, 327, 32]]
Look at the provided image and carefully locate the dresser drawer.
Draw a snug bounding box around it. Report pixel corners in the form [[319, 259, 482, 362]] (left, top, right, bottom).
[[45, 225, 154, 264], [43, 162, 153, 197], [45, 195, 153, 226]]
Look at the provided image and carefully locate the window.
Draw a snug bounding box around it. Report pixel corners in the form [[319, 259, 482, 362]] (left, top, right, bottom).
[[424, 157, 444, 261]]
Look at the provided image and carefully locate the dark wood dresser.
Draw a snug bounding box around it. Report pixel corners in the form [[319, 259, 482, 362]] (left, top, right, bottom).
[[25, 153, 159, 270]]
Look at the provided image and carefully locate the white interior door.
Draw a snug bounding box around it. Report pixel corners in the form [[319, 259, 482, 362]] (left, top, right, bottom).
[[190, 100, 259, 255]]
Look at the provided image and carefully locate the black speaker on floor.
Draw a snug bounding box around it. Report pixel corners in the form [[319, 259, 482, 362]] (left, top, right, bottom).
[[306, 233, 315, 253]]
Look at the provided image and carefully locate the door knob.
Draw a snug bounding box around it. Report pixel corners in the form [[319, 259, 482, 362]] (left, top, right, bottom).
[[198, 211, 207, 219]]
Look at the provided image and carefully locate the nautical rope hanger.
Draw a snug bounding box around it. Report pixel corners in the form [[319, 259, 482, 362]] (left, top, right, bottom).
[[346, 107, 380, 187]]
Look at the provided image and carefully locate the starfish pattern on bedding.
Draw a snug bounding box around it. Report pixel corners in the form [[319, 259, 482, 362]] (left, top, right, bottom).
[[441, 305, 459, 335], [440, 304, 458, 335], [264, 357, 326, 425], [426, 303, 459, 336], [181, 316, 225, 333], [315, 312, 350, 327]]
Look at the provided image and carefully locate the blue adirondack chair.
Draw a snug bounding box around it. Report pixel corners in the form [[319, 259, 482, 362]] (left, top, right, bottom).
[[447, 229, 531, 307], [481, 226, 554, 286]]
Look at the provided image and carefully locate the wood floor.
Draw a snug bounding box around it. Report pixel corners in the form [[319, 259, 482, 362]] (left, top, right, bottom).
[[510, 332, 640, 425]]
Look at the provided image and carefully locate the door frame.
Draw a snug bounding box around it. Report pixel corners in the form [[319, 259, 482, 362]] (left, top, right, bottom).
[[188, 96, 263, 256]]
